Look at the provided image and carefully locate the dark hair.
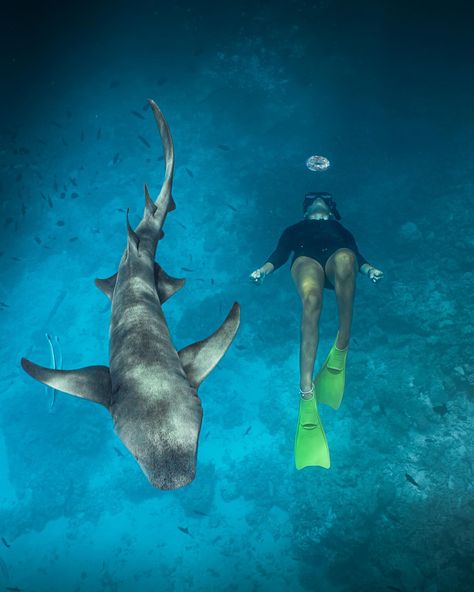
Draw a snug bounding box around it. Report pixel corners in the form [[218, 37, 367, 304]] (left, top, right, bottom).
[[303, 192, 341, 220]]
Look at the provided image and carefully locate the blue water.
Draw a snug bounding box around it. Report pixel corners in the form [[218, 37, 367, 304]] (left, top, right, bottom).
[[1, 1, 473, 591]]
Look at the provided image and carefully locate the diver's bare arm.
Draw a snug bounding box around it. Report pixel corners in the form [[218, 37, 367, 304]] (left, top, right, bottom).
[[360, 263, 373, 276], [259, 262, 275, 276]]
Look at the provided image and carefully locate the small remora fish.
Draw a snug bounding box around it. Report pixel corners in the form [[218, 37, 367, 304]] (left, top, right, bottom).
[[218, 144, 230, 151], [137, 135, 151, 148], [1, 536, 11, 547], [131, 110, 145, 120], [193, 510, 208, 517], [405, 473, 420, 488], [244, 426, 252, 436], [185, 168, 194, 178], [178, 526, 192, 537], [224, 203, 237, 212], [181, 267, 193, 272]]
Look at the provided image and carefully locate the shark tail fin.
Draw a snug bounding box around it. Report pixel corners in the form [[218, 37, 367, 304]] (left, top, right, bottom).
[[21, 358, 111, 407], [147, 99, 175, 230], [178, 302, 240, 389], [95, 263, 184, 303]]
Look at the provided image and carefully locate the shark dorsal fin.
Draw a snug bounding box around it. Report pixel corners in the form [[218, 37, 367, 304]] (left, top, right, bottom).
[[20, 358, 111, 407], [178, 302, 240, 389], [95, 263, 184, 303]]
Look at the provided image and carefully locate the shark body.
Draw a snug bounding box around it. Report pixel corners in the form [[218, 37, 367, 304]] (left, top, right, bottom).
[[21, 100, 240, 489]]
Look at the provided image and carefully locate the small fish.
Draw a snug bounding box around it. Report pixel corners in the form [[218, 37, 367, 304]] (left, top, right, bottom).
[[34, 237, 42, 244], [113, 153, 120, 165], [157, 155, 164, 161], [109, 80, 120, 88], [97, 128, 102, 140], [35, 170, 43, 179], [211, 535, 221, 543], [116, 208, 126, 213], [50, 120, 63, 128], [47, 196, 53, 208], [70, 192, 79, 199], [16, 172, 22, 182], [218, 144, 230, 151], [61, 136, 68, 146], [80, 130, 85, 141], [185, 167, 194, 178], [21, 203, 27, 216], [69, 177, 78, 186], [6, 587, 23, 591], [113, 446, 124, 457], [131, 110, 145, 120], [138, 135, 151, 148], [224, 203, 237, 212], [67, 110, 72, 120], [193, 510, 209, 517], [69, 236, 79, 242], [244, 426, 252, 436], [178, 526, 192, 537], [59, 192, 66, 199], [211, 278, 215, 285], [56, 220, 65, 226], [142, 101, 150, 111], [235, 345, 247, 351], [54, 179, 59, 192], [387, 586, 402, 592], [181, 267, 193, 272], [1, 536, 10, 547], [37, 138, 47, 145], [157, 77, 167, 86], [405, 473, 420, 488], [40, 191, 48, 202], [177, 221, 187, 229], [11, 257, 22, 262], [433, 403, 448, 416]]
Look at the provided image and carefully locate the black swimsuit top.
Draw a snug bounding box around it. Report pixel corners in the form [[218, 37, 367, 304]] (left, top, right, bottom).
[[266, 218, 368, 271]]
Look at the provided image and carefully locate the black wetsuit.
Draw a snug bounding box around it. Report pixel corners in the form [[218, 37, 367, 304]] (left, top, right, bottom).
[[266, 218, 368, 290]]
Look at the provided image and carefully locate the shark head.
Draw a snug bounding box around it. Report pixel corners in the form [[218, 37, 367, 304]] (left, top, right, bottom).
[[116, 395, 203, 491]]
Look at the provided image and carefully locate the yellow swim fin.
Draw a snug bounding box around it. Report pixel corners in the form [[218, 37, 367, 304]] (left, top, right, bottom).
[[314, 337, 348, 410], [294, 393, 330, 470]]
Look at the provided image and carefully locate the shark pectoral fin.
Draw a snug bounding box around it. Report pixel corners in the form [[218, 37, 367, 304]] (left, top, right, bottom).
[[96, 263, 184, 303], [21, 358, 112, 407], [178, 302, 240, 388], [95, 273, 117, 300], [154, 263, 185, 303]]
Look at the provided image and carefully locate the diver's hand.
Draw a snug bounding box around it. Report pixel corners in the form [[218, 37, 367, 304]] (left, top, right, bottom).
[[249, 269, 266, 285], [368, 267, 384, 283]]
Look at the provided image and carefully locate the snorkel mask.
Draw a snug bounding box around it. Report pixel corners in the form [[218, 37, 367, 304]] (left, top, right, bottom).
[[303, 192, 341, 220]]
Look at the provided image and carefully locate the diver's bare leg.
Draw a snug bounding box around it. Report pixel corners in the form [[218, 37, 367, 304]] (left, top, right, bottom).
[[291, 257, 325, 395], [325, 249, 357, 350]]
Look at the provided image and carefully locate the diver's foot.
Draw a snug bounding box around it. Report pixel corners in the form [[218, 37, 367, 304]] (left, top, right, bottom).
[[335, 336, 349, 350], [299, 385, 314, 400]]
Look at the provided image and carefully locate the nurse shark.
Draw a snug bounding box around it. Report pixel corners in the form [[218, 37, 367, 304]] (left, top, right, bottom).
[[21, 99, 240, 490]]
